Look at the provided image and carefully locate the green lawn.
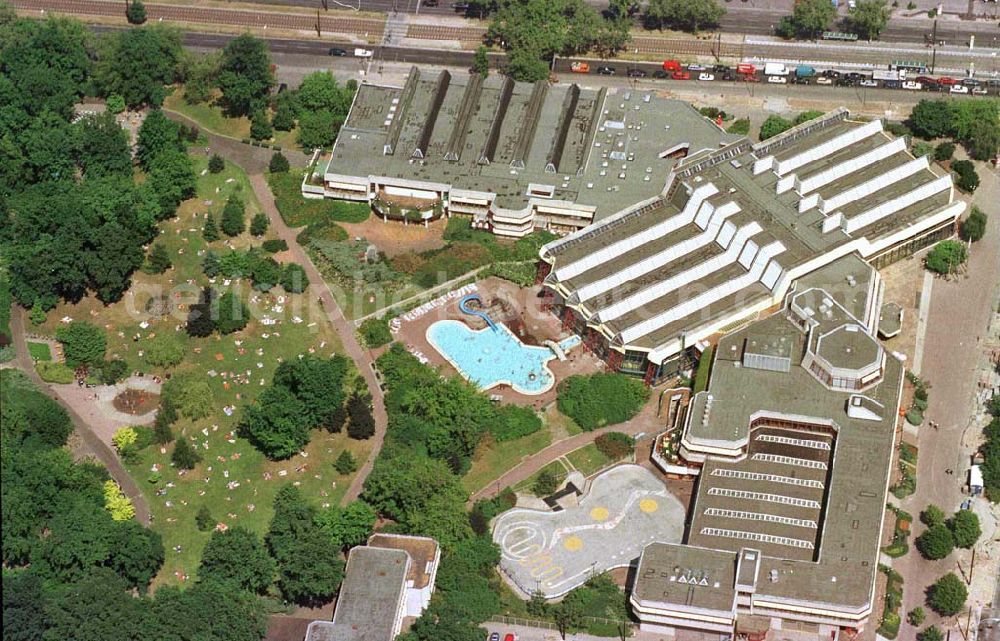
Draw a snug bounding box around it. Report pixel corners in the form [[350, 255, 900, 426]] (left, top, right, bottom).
[[565, 443, 613, 477], [27, 341, 51, 361], [513, 459, 569, 494], [164, 88, 301, 152], [35, 150, 369, 588], [462, 427, 553, 494]]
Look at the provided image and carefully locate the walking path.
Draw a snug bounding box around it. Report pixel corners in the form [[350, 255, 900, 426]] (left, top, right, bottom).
[[891, 171, 1000, 629], [9, 308, 152, 526], [249, 173, 388, 505]]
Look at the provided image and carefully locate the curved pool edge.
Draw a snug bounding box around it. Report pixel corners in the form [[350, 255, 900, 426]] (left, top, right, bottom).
[[424, 319, 558, 396]]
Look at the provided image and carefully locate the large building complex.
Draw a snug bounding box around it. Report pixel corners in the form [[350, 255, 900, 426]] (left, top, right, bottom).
[[303, 67, 731, 237], [631, 254, 904, 638], [538, 109, 964, 383]]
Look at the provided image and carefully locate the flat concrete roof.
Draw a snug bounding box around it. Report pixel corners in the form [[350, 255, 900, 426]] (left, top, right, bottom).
[[328, 547, 409, 641], [326, 68, 733, 215], [367, 533, 438, 589]]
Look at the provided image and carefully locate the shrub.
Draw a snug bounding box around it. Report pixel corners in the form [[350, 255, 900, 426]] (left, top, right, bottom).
[[960, 206, 987, 243], [920, 504, 945, 528], [885, 121, 911, 138], [103, 480, 135, 521], [195, 504, 215, 532], [125, 0, 147, 24], [927, 573, 967, 615], [359, 317, 392, 348], [490, 405, 542, 442], [594, 432, 633, 460], [470, 489, 516, 534], [250, 257, 282, 291], [56, 321, 107, 367], [144, 333, 185, 368], [907, 607, 926, 626], [203, 214, 220, 242], [106, 94, 126, 114], [98, 358, 129, 384], [918, 627, 944, 641], [905, 407, 924, 425], [911, 141, 934, 158], [759, 115, 793, 141], [216, 290, 249, 334], [346, 391, 375, 440], [112, 426, 139, 453], [726, 118, 751, 136], [952, 159, 980, 193], [269, 152, 290, 173], [262, 238, 288, 253], [557, 373, 650, 431], [334, 451, 357, 475], [208, 154, 225, 173], [915, 524, 954, 560], [250, 109, 272, 141], [933, 142, 955, 161], [220, 195, 246, 237], [925, 240, 967, 275], [36, 361, 75, 384]]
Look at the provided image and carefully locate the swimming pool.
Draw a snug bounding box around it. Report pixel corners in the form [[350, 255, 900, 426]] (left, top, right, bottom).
[[426, 320, 568, 395]]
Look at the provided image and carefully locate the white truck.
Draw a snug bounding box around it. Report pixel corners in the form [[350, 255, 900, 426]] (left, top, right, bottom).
[[872, 69, 901, 82], [354, 48, 374, 58], [764, 62, 789, 76]]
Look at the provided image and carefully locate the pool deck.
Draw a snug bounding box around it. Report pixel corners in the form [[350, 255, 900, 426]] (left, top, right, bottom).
[[393, 277, 605, 409]]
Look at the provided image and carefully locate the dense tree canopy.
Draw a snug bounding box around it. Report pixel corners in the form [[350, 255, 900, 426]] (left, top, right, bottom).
[[94, 25, 182, 108], [927, 572, 967, 615], [198, 528, 275, 594], [217, 33, 273, 117], [915, 523, 953, 560], [847, 0, 891, 39], [644, 0, 724, 32], [775, 0, 836, 38], [557, 372, 649, 431], [55, 321, 107, 367]]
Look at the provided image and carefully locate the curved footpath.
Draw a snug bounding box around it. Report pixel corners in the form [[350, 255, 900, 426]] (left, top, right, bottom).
[[248, 173, 388, 505], [9, 308, 152, 526]]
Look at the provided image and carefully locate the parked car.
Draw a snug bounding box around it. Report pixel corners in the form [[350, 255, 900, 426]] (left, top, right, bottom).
[[845, 72, 863, 80], [698, 72, 715, 81], [713, 64, 730, 73], [815, 76, 834, 85], [836, 77, 856, 87], [597, 66, 616, 75], [914, 76, 936, 85], [354, 48, 373, 57], [328, 47, 348, 56], [687, 64, 706, 71], [859, 79, 878, 87], [902, 81, 922, 90], [962, 78, 981, 87], [923, 81, 942, 92], [937, 76, 957, 86], [570, 61, 590, 73], [662, 59, 682, 72], [722, 71, 736, 81], [451, 1, 469, 9], [653, 69, 670, 79], [423, 0, 438, 5], [950, 84, 970, 94], [821, 69, 840, 79], [791, 76, 811, 85], [884, 80, 902, 89], [971, 86, 989, 95], [627, 68, 647, 78], [767, 75, 787, 84], [671, 71, 691, 80], [488, 634, 500, 641], [503, 635, 515, 641], [742, 73, 761, 82]]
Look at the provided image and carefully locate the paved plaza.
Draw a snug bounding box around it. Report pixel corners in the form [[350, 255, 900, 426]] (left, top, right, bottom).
[[493, 465, 685, 599]]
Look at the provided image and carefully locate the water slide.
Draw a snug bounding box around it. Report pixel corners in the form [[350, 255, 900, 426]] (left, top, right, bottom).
[[459, 294, 498, 332]]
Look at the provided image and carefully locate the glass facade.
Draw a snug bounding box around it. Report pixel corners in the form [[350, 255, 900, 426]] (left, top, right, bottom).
[[870, 220, 955, 270]]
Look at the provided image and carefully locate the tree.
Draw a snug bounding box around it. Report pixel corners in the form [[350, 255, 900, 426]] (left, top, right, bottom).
[[759, 115, 794, 141], [208, 154, 225, 173], [275, 526, 345, 606], [171, 437, 202, 470], [960, 206, 987, 243], [552, 599, 584, 639], [55, 321, 106, 367], [126, 0, 147, 24], [317, 500, 376, 549], [272, 95, 296, 131], [106, 93, 126, 114], [221, 195, 245, 237], [918, 626, 944, 641], [215, 290, 249, 334], [146, 242, 172, 274], [346, 390, 375, 440], [334, 450, 357, 474], [556, 373, 649, 431], [180, 51, 219, 105], [473, 45, 490, 77], [281, 263, 309, 293], [925, 240, 967, 275], [916, 524, 954, 560], [921, 504, 946, 527], [203, 213, 220, 242], [73, 112, 132, 177], [847, 0, 891, 39], [927, 573, 967, 616], [249, 109, 272, 141], [527, 590, 548, 617], [963, 117, 1000, 161], [199, 527, 275, 594], [272, 355, 349, 431], [29, 300, 46, 325], [908, 99, 953, 139], [948, 509, 981, 548], [148, 148, 196, 215], [533, 468, 560, 496], [186, 287, 216, 337], [2, 571, 47, 641], [94, 26, 182, 108], [297, 109, 339, 149], [296, 71, 355, 115], [44, 568, 149, 641], [144, 333, 185, 368], [781, 0, 836, 38], [268, 152, 290, 173], [644, 0, 724, 32], [217, 33, 273, 116], [239, 385, 310, 459], [250, 212, 269, 237]]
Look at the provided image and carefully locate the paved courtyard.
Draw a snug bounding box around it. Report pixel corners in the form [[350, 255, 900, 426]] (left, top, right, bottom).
[[493, 465, 685, 599]]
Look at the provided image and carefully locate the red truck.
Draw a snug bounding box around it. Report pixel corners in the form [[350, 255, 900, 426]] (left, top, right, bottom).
[[736, 63, 756, 75], [662, 59, 682, 72]]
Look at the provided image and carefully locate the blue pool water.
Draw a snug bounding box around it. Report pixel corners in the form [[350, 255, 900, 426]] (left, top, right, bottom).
[[427, 320, 565, 395]]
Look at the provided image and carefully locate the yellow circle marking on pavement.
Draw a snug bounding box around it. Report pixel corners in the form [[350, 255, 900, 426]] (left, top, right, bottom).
[[639, 498, 659, 513], [563, 536, 584, 552], [590, 507, 609, 521]]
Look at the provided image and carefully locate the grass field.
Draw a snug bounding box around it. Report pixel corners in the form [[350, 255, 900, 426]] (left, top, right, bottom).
[[33, 152, 370, 588], [462, 427, 553, 494], [565, 443, 613, 478], [27, 341, 51, 361], [164, 89, 300, 152]]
